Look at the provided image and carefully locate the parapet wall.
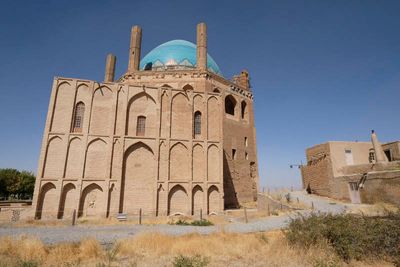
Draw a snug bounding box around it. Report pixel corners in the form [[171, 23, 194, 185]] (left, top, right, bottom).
[[333, 169, 400, 204], [340, 161, 400, 176]]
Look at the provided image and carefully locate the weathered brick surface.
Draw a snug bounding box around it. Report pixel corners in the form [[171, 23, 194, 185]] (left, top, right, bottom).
[[32, 71, 258, 219], [301, 143, 333, 197], [31, 24, 259, 220]]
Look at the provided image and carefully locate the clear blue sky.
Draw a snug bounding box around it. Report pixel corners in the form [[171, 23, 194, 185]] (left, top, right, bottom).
[[0, 1, 399, 188]]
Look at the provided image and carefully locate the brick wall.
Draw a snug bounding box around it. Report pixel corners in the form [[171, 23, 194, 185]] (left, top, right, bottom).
[[301, 143, 333, 197]]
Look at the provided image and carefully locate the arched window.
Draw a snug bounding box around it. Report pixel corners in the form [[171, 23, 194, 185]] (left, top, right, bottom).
[[72, 102, 85, 132], [225, 95, 236, 115], [136, 116, 146, 136], [144, 62, 152, 70], [241, 101, 247, 120], [369, 149, 375, 163], [213, 88, 221, 93], [183, 84, 194, 91], [194, 111, 202, 136]]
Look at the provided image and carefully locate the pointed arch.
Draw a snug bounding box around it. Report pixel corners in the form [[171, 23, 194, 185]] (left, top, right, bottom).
[[120, 141, 155, 214], [126, 92, 157, 136], [241, 100, 248, 120], [160, 91, 170, 137], [183, 84, 194, 91], [84, 138, 107, 178], [127, 91, 157, 106], [43, 136, 64, 178], [35, 182, 57, 219], [207, 144, 220, 182], [193, 144, 205, 181], [78, 183, 103, 217], [208, 96, 220, 140], [158, 141, 168, 181], [213, 88, 221, 93], [65, 137, 84, 178], [156, 184, 167, 216], [194, 111, 202, 137], [169, 142, 189, 181], [192, 185, 203, 216], [111, 138, 122, 179], [76, 83, 89, 90], [193, 94, 203, 107], [57, 183, 77, 219], [115, 89, 126, 135], [171, 93, 190, 138], [225, 95, 236, 116], [51, 81, 74, 132], [208, 185, 220, 214], [72, 102, 85, 133], [168, 184, 188, 215], [90, 86, 113, 135], [193, 94, 204, 138], [124, 141, 154, 156]]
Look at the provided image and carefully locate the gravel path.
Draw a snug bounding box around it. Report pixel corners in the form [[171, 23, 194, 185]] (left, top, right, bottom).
[[0, 191, 358, 245], [0, 211, 309, 245], [288, 191, 348, 214]]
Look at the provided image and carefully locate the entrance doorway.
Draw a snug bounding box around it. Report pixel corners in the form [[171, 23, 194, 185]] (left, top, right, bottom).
[[348, 182, 361, 204]]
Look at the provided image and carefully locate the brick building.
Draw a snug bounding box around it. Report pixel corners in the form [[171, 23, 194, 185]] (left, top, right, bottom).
[[301, 131, 400, 204], [32, 23, 259, 219]]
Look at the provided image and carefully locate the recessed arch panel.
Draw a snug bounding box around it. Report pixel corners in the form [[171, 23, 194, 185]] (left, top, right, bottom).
[[126, 92, 157, 137], [208, 97, 219, 140], [57, 183, 77, 219], [51, 82, 74, 132], [192, 185, 203, 216], [78, 183, 103, 217], [43, 136, 64, 178], [35, 182, 57, 219], [208, 185, 220, 214], [207, 145, 220, 182], [90, 86, 113, 135], [193, 144, 205, 181], [168, 185, 188, 215], [169, 142, 190, 181], [65, 137, 84, 178], [171, 93, 190, 139], [84, 139, 107, 178], [121, 142, 155, 214]]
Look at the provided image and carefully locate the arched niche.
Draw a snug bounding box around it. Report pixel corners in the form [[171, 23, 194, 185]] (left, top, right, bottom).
[[120, 142, 155, 214], [169, 142, 190, 181], [168, 184, 188, 215], [78, 183, 104, 217]]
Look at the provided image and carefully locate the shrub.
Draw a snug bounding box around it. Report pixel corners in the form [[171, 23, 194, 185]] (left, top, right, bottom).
[[19, 260, 39, 267], [190, 219, 213, 226], [173, 219, 213, 226], [175, 219, 190, 226], [172, 255, 209, 267], [284, 211, 400, 264]]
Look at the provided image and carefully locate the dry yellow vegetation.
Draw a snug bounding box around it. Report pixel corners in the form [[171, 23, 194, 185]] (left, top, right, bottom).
[[0, 231, 393, 267]]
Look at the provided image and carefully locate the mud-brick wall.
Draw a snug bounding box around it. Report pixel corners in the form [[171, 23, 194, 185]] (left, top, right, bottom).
[[301, 143, 333, 197], [360, 170, 400, 205]]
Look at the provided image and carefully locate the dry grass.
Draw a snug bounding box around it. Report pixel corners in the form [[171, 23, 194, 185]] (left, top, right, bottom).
[[0, 236, 105, 267], [13, 216, 177, 228], [346, 202, 399, 216], [0, 231, 394, 267]]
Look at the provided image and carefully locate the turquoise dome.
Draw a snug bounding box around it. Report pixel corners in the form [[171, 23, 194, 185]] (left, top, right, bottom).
[[139, 40, 222, 76]]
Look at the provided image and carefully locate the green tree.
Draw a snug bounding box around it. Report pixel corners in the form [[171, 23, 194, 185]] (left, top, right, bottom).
[[18, 171, 36, 199], [0, 169, 36, 200]]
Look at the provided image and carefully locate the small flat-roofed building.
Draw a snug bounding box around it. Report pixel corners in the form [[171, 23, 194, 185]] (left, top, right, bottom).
[[301, 131, 400, 204]]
